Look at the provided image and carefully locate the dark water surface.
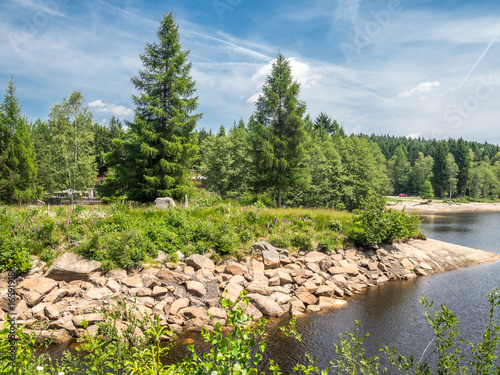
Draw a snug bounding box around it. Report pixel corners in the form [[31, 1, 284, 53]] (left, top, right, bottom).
[[166, 212, 500, 373]]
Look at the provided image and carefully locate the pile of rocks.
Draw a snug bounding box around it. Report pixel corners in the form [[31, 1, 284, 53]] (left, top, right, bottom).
[[0, 239, 491, 344]]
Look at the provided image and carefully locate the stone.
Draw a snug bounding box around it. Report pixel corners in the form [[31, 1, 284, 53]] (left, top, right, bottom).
[[176, 250, 185, 261], [50, 315, 78, 336], [152, 286, 169, 297], [222, 283, 244, 304], [303, 281, 319, 294], [155, 197, 176, 209], [274, 270, 293, 285], [170, 298, 190, 316], [314, 285, 334, 298], [318, 296, 348, 309], [252, 241, 280, 269], [106, 279, 121, 293], [183, 266, 196, 275], [414, 268, 428, 276], [17, 277, 57, 296], [419, 262, 433, 270], [122, 274, 144, 289], [296, 291, 317, 306], [247, 294, 285, 317], [44, 304, 60, 320], [306, 262, 321, 273], [270, 292, 291, 305], [225, 261, 247, 276], [228, 275, 246, 286], [73, 313, 104, 327], [208, 307, 227, 320], [367, 262, 379, 271], [304, 251, 327, 263], [135, 287, 153, 297], [328, 266, 359, 277], [43, 288, 67, 304], [44, 252, 101, 281], [32, 302, 48, 319], [185, 254, 215, 272], [36, 329, 72, 345], [376, 275, 390, 284], [86, 287, 112, 300], [268, 277, 280, 287], [306, 304, 322, 312], [25, 291, 43, 307], [156, 269, 192, 283], [401, 259, 414, 270], [246, 275, 271, 296], [179, 306, 208, 321], [291, 299, 306, 313], [155, 250, 169, 263], [186, 281, 207, 297]]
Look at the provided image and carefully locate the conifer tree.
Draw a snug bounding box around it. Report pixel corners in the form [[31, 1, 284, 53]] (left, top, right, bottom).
[[0, 78, 40, 202], [105, 12, 201, 202], [250, 53, 309, 207]]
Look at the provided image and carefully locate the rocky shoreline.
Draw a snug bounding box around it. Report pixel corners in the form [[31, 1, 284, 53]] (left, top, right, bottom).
[[1, 239, 498, 345]]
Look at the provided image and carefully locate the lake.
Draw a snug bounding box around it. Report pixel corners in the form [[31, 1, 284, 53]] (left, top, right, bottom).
[[166, 212, 500, 373]]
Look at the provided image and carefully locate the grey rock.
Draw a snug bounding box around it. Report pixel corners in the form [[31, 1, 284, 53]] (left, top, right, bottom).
[[45, 253, 101, 281]]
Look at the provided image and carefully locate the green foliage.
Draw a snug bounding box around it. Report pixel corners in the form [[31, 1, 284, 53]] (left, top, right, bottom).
[[250, 53, 309, 208], [420, 180, 435, 200], [291, 232, 314, 251], [102, 12, 200, 202], [347, 195, 422, 246]]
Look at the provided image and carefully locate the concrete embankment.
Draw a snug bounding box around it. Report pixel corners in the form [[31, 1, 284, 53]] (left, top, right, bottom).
[[1, 239, 498, 344]]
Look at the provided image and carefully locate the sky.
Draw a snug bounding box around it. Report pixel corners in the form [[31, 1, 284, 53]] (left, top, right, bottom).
[[1, 0, 500, 144]]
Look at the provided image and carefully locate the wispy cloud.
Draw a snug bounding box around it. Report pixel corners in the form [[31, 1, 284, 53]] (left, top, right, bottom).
[[335, 0, 362, 23], [398, 81, 440, 98], [89, 100, 134, 117]]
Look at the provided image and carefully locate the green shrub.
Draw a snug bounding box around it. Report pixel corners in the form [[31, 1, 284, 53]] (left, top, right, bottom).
[[269, 233, 291, 249], [316, 233, 342, 252], [291, 232, 313, 251]]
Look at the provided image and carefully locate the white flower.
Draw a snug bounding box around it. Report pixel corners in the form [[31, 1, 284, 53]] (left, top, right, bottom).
[[37, 366, 44, 371], [58, 372, 65, 375]]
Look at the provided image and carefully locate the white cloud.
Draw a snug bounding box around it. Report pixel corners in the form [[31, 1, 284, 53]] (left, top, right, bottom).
[[246, 93, 262, 103], [397, 81, 440, 98], [89, 100, 134, 117], [335, 0, 361, 23], [250, 57, 320, 89]]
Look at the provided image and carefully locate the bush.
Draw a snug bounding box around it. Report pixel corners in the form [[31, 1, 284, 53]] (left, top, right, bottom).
[[269, 233, 291, 249], [291, 232, 313, 251]]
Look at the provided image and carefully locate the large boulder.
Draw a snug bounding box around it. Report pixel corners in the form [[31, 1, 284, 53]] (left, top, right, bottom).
[[252, 242, 280, 269], [185, 254, 215, 272], [17, 277, 58, 296], [247, 294, 285, 317], [44, 252, 101, 281], [155, 197, 176, 209]]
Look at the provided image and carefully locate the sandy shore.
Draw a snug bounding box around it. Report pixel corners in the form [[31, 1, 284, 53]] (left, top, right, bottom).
[[388, 199, 500, 214]]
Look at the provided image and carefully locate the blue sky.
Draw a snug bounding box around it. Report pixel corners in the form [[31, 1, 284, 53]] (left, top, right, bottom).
[[1, 0, 500, 144]]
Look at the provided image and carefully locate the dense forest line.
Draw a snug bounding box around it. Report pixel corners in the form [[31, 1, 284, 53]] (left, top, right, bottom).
[[1, 12, 499, 209]]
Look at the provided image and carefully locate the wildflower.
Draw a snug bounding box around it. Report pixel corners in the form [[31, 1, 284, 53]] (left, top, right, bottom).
[[37, 366, 43, 371], [74, 242, 77, 246], [58, 372, 65, 375]]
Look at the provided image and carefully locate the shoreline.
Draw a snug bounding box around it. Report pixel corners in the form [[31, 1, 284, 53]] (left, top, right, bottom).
[[1, 238, 498, 345], [388, 200, 500, 214]]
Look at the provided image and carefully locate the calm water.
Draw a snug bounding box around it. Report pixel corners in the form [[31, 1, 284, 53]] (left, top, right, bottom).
[[166, 212, 500, 373]]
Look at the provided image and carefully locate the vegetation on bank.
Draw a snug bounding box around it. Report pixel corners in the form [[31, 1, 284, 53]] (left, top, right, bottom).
[[1, 289, 499, 374], [0, 193, 422, 274]]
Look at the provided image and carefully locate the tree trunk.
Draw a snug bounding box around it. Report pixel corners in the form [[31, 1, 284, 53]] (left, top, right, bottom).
[[440, 186, 445, 198], [277, 188, 282, 208]]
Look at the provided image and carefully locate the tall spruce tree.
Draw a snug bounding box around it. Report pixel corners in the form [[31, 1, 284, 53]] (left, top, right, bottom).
[[105, 12, 200, 202], [432, 140, 449, 198], [0, 78, 39, 202], [250, 53, 309, 207]]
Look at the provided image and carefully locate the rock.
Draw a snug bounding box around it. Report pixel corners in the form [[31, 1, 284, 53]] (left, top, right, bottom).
[[25, 291, 43, 307], [183, 195, 189, 209], [296, 290, 317, 306], [156, 270, 192, 283], [306, 304, 322, 312], [43, 288, 67, 304], [86, 287, 112, 300], [270, 292, 291, 305], [246, 275, 271, 296], [170, 298, 190, 316], [247, 294, 285, 317], [73, 313, 104, 327], [17, 277, 57, 296], [32, 302, 48, 320], [106, 279, 121, 293], [314, 285, 334, 297], [304, 251, 327, 263], [225, 261, 247, 276], [155, 197, 176, 209], [318, 296, 348, 309], [50, 315, 78, 336], [179, 306, 208, 321], [268, 277, 280, 287], [186, 281, 207, 297], [185, 254, 215, 272], [155, 250, 169, 263], [208, 307, 227, 320], [401, 259, 414, 270], [135, 287, 153, 297], [228, 275, 246, 286], [328, 266, 359, 277], [252, 242, 280, 269], [152, 286, 169, 298], [419, 262, 433, 270], [176, 250, 185, 261], [291, 299, 306, 314], [306, 262, 321, 273], [36, 329, 72, 345], [414, 268, 428, 276], [44, 304, 60, 320], [376, 275, 390, 284], [44, 252, 101, 281], [249, 258, 265, 274], [367, 262, 379, 271], [222, 283, 244, 304], [122, 274, 144, 289]]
